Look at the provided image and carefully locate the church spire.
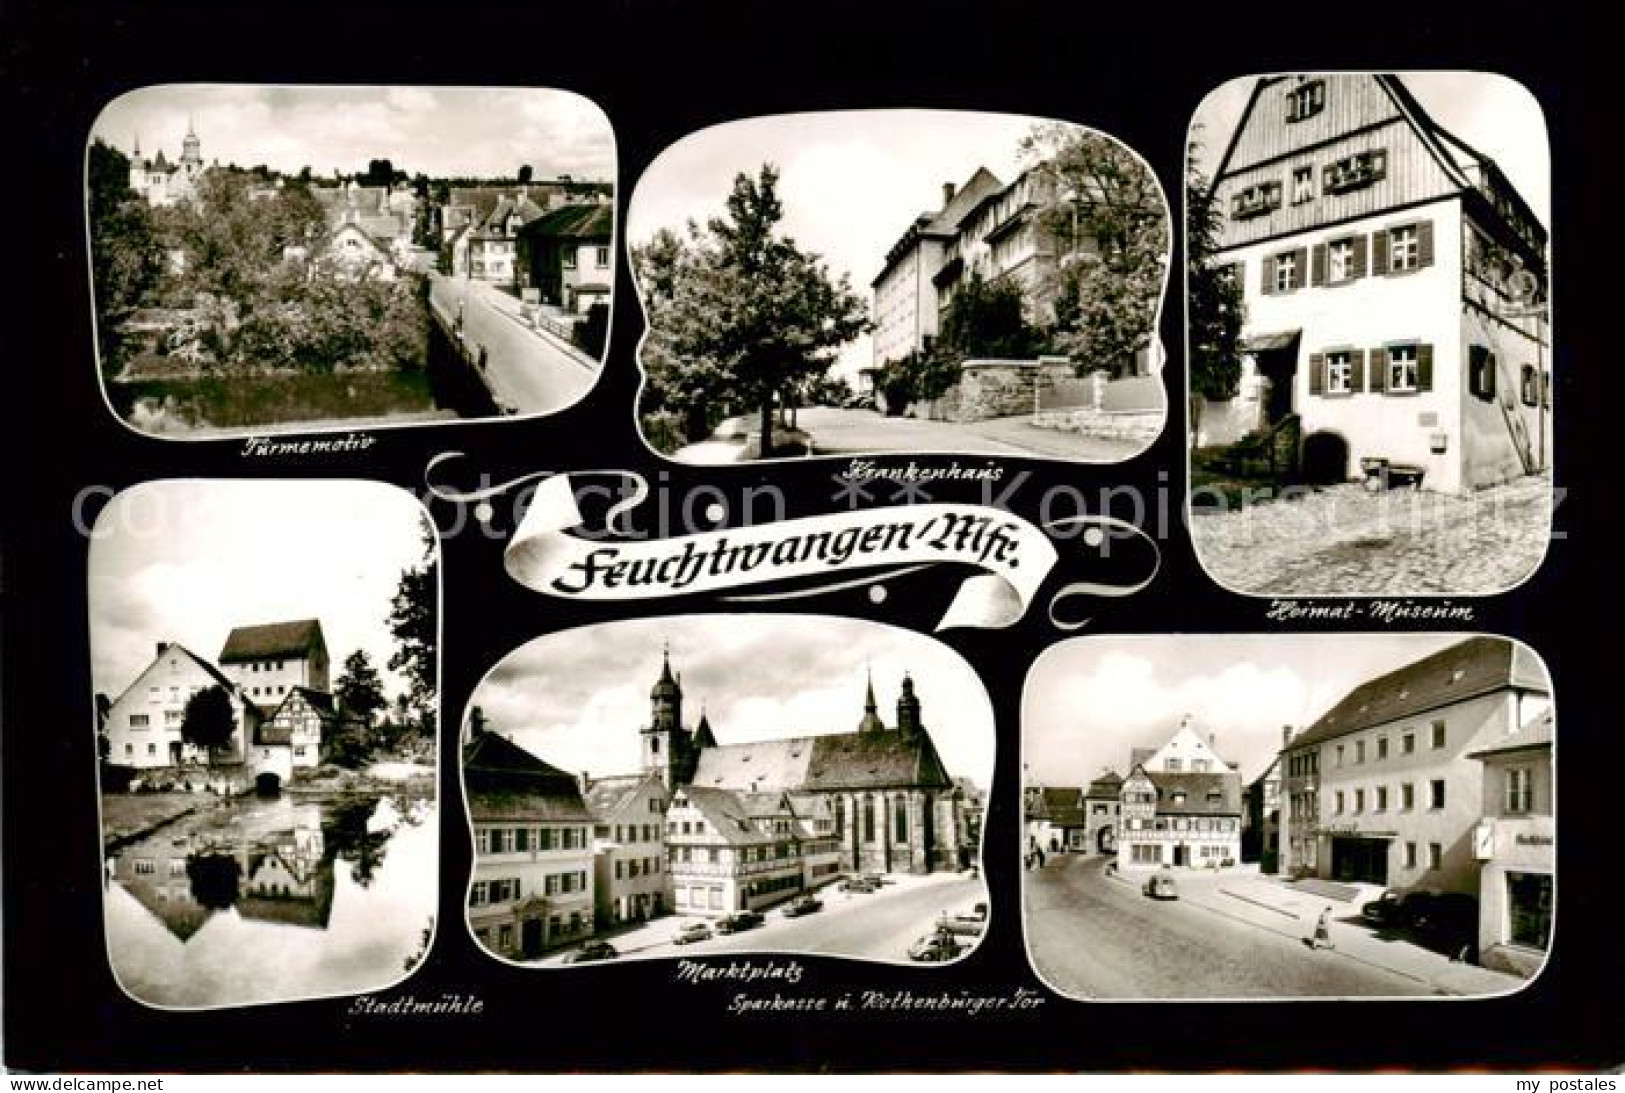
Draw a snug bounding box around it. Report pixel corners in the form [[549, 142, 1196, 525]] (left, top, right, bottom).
[[857, 667, 885, 734]]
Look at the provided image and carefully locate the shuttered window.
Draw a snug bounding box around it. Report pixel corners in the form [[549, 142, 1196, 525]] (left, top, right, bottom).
[[1377, 220, 1434, 274], [1371, 343, 1433, 395], [1263, 249, 1306, 294]]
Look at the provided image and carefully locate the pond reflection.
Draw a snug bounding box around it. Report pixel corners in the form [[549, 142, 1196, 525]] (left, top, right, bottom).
[[104, 794, 435, 1008]]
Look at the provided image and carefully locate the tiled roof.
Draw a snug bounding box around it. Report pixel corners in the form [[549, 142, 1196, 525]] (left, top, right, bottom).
[[583, 773, 656, 821], [691, 728, 953, 794], [219, 620, 324, 663], [1146, 771, 1242, 816], [1085, 771, 1124, 799], [676, 786, 777, 846], [1468, 709, 1555, 760], [1285, 638, 1548, 752], [464, 731, 593, 823], [520, 201, 613, 242]]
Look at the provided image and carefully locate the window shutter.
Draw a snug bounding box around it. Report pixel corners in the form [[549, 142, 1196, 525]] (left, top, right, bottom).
[[1418, 344, 1434, 392], [1308, 352, 1325, 396], [1261, 255, 1276, 295], [1351, 235, 1368, 279], [1373, 230, 1390, 275], [1311, 244, 1327, 286], [1417, 220, 1435, 268], [1292, 248, 1308, 290], [1351, 349, 1367, 393], [1371, 348, 1389, 393]]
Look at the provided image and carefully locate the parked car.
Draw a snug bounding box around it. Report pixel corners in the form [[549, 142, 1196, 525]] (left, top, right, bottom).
[[782, 895, 823, 918], [716, 910, 765, 934], [907, 930, 966, 963], [938, 902, 990, 936], [563, 940, 618, 963], [1411, 892, 1480, 959], [860, 871, 894, 886], [1142, 870, 1179, 900], [672, 921, 714, 945], [840, 876, 878, 893], [1362, 887, 1437, 928]]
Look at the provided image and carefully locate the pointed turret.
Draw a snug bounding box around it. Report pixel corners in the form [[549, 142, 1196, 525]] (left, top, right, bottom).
[[857, 669, 886, 734], [693, 703, 717, 749]]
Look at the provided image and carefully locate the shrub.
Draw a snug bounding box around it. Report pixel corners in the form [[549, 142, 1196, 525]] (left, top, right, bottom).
[[573, 301, 610, 360]]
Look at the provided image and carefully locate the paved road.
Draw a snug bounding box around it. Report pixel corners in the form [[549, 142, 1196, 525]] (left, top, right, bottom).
[[429, 275, 596, 415], [1191, 472, 1551, 596], [671, 408, 1147, 463], [538, 872, 987, 966], [1024, 856, 1432, 999]]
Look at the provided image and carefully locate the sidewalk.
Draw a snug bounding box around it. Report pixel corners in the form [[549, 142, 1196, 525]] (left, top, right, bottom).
[[1171, 870, 1525, 996]]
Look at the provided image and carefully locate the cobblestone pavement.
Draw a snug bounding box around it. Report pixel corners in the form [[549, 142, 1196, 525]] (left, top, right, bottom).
[[1190, 473, 1554, 596]]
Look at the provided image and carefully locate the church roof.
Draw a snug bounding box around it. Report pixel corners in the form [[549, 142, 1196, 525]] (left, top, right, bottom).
[[691, 727, 952, 794], [219, 620, 325, 664]]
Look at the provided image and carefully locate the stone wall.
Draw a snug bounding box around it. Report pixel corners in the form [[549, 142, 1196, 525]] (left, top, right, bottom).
[[1031, 407, 1164, 444], [913, 357, 1077, 423]]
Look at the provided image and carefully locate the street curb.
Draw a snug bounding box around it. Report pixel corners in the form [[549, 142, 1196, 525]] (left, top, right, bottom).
[[1220, 886, 1301, 919]]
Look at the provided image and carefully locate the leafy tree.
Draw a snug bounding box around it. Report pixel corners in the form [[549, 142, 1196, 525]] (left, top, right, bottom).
[[181, 685, 237, 755], [517, 164, 534, 184], [187, 852, 243, 910], [387, 519, 438, 718], [335, 649, 387, 725], [1186, 129, 1247, 436], [87, 140, 165, 375], [364, 158, 397, 187], [637, 166, 869, 457], [939, 272, 1044, 360], [1023, 123, 1169, 375]]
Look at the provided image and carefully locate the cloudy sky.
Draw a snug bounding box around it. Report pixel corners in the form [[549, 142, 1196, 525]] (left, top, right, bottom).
[[91, 85, 615, 182], [469, 615, 993, 789], [626, 110, 1093, 379], [88, 481, 433, 704], [1022, 635, 1507, 789], [1189, 72, 1550, 227]]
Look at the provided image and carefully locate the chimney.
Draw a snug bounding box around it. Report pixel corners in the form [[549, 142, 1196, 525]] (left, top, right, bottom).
[[467, 706, 487, 738], [1281, 725, 1294, 748], [580, 771, 591, 794], [1208, 732, 1216, 748], [942, 181, 956, 207], [156, 641, 171, 657]]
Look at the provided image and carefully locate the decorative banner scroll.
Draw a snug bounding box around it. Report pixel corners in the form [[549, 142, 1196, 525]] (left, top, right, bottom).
[[427, 458, 1159, 631]]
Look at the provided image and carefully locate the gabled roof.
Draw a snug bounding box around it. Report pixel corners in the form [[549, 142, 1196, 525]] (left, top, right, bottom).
[[691, 727, 953, 794], [1468, 709, 1555, 761], [1147, 771, 1242, 816], [1212, 74, 1546, 245], [583, 773, 660, 822], [219, 620, 325, 664], [258, 687, 336, 744], [519, 201, 613, 242], [674, 786, 778, 846], [111, 642, 239, 709], [463, 731, 594, 824], [1085, 771, 1124, 799], [1285, 638, 1548, 752]]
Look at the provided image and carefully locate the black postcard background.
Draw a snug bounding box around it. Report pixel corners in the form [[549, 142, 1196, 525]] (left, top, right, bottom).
[[2, 0, 1615, 1073]]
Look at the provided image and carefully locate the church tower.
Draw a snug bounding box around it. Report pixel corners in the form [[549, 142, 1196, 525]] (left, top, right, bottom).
[[643, 646, 693, 788], [181, 118, 202, 173], [896, 673, 923, 738], [857, 669, 886, 734]]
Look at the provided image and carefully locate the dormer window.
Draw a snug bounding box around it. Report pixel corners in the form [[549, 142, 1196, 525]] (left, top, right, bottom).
[[1287, 79, 1326, 122], [1232, 181, 1282, 220], [1325, 150, 1388, 194]]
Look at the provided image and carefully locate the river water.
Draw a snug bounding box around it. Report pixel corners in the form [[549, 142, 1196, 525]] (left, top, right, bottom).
[[104, 792, 437, 1009]]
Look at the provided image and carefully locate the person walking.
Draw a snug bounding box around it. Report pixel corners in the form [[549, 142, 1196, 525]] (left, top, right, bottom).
[[1311, 906, 1335, 950]]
